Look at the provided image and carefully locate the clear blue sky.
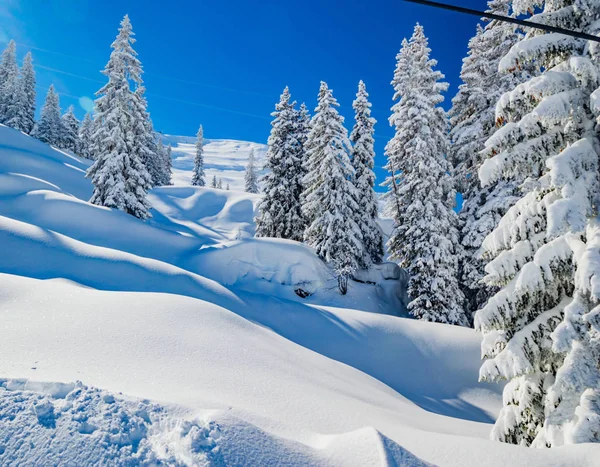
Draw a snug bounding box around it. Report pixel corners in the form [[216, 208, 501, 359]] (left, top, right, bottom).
[[1, 0, 488, 189]]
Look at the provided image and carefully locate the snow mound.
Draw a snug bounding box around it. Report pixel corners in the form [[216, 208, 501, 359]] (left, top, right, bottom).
[[2, 126, 599, 465]]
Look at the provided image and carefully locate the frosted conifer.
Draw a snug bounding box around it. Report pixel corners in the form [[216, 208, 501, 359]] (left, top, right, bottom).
[[384, 25, 466, 325], [191, 125, 205, 186]]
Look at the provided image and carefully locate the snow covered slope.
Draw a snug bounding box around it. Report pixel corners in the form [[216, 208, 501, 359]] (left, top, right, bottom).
[[0, 125, 599, 465], [163, 134, 267, 191]]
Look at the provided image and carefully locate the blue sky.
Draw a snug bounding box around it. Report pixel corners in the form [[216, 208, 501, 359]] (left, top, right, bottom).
[[0, 0, 487, 189]]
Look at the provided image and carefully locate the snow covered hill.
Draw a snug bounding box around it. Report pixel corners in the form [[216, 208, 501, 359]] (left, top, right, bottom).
[[163, 134, 268, 191], [1, 125, 599, 465]]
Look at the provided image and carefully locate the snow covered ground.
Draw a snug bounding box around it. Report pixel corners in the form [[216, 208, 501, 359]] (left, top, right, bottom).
[[163, 134, 268, 191], [1, 125, 599, 465]]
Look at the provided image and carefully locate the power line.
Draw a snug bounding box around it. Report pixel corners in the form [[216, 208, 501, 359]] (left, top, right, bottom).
[[403, 0, 600, 43]]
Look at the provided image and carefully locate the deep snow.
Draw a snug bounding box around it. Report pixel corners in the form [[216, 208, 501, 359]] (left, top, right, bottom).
[[0, 125, 599, 465]]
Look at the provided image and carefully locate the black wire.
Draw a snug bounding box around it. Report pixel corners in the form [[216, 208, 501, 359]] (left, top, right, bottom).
[[404, 0, 600, 43]]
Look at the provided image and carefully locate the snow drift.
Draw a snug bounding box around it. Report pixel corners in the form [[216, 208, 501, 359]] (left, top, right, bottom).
[[1, 125, 599, 465]]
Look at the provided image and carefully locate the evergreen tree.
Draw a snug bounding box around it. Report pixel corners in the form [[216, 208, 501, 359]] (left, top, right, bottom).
[[384, 25, 466, 325], [245, 148, 259, 193], [255, 87, 305, 241], [60, 105, 80, 152], [449, 0, 529, 317], [226, 182, 230, 191], [78, 113, 94, 159], [217, 178, 223, 189], [132, 86, 162, 187], [302, 81, 362, 294], [350, 80, 383, 267], [20, 52, 36, 134], [164, 144, 173, 185], [192, 125, 206, 186], [86, 15, 153, 220], [474, 0, 600, 446], [150, 138, 168, 186], [211, 174, 218, 188], [0, 40, 18, 124], [31, 85, 63, 146], [4, 71, 27, 132]]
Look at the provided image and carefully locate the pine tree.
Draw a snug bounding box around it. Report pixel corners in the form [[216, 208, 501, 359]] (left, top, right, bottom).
[[474, 0, 600, 446], [0, 40, 18, 124], [192, 125, 205, 186], [59, 105, 80, 152], [211, 174, 218, 188], [350, 80, 383, 268], [31, 85, 63, 146], [164, 144, 173, 185], [449, 0, 530, 317], [78, 113, 94, 159], [132, 86, 162, 187], [4, 71, 27, 132], [245, 148, 259, 193], [217, 178, 223, 189], [20, 52, 36, 134], [86, 15, 153, 220], [302, 81, 362, 294], [384, 25, 466, 325], [226, 183, 230, 191], [255, 87, 306, 241], [150, 138, 168, 186]]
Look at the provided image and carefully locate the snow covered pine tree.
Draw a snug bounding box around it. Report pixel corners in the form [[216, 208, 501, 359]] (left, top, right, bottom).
[[0, 40, 18, 125], [350, 80, 383, 267], [255, 87, 306, 240], [475, 0, 600, 446], [384, 24, 466, 325], [211, 174, 217, 189], [449, 0, 530, 317], [245, 148, 259, 194], [31, 85, 63, 146], [78, 113, 94, 159], [20, 52, 36, 134], [302, 81, 362, 294], [86, 15, 153, 220], [60, 105, 80, 153], [192, 125, 205, 186]]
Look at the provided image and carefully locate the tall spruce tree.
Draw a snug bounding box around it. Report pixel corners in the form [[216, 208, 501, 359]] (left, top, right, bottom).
[[245, 148, 259, 193], [350, 80, 383, 267], [449, 0, 529, 317], [0, 40, 18, 124], [217, 178, 223, 189], [164, 144, 173, 185], [302, 81, 362, 294], [384, 25, 466, 325], [60, 105, 80, 152], [86, 15, 153, 220], [192, 125, 205, 186], [255, 87, 305, 241], [20, 52, 36, 134], [211, 174, 218, 189], [31, 85, 63, 146], [78, 113, 94, 159], [474, 0, 600, 446]]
